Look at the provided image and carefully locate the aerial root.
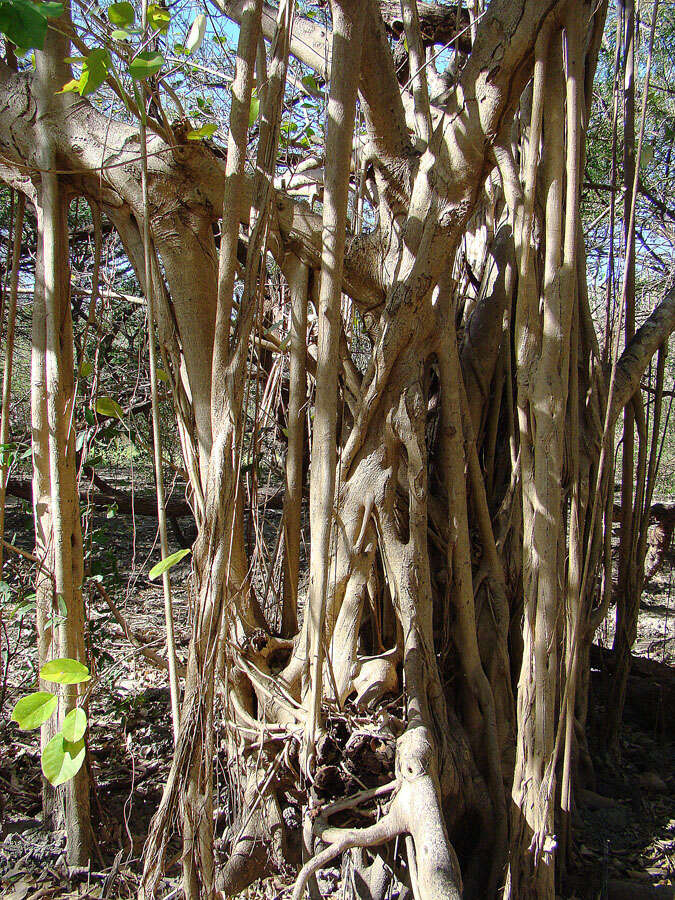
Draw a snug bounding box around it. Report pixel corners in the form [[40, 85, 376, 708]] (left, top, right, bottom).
[[292, 807, 402, 900]]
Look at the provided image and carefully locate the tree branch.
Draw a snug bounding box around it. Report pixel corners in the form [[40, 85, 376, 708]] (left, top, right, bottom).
[[610, 283, 675, 426], [5, 475, 193, 519], [217, 0, 412, 161]]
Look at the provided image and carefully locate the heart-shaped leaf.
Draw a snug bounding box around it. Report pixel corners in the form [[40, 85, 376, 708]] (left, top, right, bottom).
[[129, 51, 164, 80], [41, 733, 85, 786], [95, 397, 124, 419], [58, 48, 111, 97], [62, 707, 87, 742], [12, 692, 57, 730], [149, 547, 191, 581], [40, 658, 91, 685], [107, 1, 134, 27], [0, 0, 50, 51]]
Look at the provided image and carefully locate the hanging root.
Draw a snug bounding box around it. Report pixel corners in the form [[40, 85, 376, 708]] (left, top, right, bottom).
[[294, 726, 462, 900]]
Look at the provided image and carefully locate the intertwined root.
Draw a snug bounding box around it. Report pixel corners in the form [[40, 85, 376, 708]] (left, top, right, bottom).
[[294, 726, 462, 900]]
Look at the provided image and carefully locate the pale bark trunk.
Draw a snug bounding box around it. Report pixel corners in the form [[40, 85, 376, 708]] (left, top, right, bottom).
[[617, 0, 636, 616], [281, 255, 308, 637], [303, 0, 365, 770], [508, 22, 571, 898], [33, 20, 91, 865]]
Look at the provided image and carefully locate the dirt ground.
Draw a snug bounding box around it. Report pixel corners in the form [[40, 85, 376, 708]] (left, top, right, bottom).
[[0, 496, 673, 900]]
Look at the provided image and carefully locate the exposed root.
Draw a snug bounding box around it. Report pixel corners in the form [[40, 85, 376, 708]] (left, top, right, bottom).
[[293, 811, 399, 900], [218, 772, 286, 896], [295, 726, 462, 900]]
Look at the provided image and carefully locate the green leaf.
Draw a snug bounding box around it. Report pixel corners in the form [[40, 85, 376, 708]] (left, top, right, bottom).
[[111, 28, 129, 39], [0, 441, 16, 465], [11, 692, 57, 730], [58, 49, 111, 97], [185, 12, 205, 54], [41, 733, 85, 786], [186, 123, 217, 141], [107, 1, 134, 27], [248, 90, 259, 128], [58, 78, 81, 94], [95, 397, 124, 420], [11, 593, 36, 618], [78, 358, 93, 377], [300, 74, 323, 97], [77, 48, 110, 95], [40, 658, 91, 685], [147, 3, 169, 33], [43, 614, 66, 634], [129, 50, 164, 80], [149, 547, 191, 581], [56, 593, 68, 618], [62, 707, 87, 742], [156, 367, 170, 381], [41, 1, 64, 15], [0, 0, 50, 51]]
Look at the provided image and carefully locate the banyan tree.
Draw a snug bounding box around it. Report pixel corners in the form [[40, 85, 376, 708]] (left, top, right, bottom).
[[0, 0, 673, 897]]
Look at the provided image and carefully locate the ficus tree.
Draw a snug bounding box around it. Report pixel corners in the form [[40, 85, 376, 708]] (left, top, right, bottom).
[[0, 0, 673, 898]]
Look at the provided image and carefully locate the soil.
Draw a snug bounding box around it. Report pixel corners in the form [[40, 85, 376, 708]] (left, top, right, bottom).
[[0, 494, 673, 900]]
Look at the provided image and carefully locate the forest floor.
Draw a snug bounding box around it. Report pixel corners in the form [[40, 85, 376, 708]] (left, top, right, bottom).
[[0, 494, 673, 900]]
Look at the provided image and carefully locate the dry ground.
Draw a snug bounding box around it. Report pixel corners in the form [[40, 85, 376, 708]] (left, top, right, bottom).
[[0, 494, 673, 900]]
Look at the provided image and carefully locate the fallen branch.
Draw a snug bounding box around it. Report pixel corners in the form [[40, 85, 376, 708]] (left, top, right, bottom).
[[5, 475, 193, 519]]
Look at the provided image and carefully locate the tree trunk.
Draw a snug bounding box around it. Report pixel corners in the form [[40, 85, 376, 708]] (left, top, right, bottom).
[[32, 20, 91, 865], [7, 1, 675, 898], [281, 255, 308, 637]]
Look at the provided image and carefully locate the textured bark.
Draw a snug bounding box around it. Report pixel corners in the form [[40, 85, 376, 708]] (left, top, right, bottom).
[[507, 22, 568, 900], [618, 0, 636, 667], [304, 0, 365, 772], [142, 3, 294, 897], [7, 1, 674, 898], [32, 21, 91, 865], [610, 284, 675, 425], [281, 255, 308, 637]]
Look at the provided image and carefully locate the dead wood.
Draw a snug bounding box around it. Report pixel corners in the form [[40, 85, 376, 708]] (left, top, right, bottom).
[[5, 476, 193, 519]]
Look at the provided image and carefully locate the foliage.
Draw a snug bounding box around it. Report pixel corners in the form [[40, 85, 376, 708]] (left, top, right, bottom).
[[11, 658, 90, 786], [0, 0, 63, 52], [148, 547, 191, 581]]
